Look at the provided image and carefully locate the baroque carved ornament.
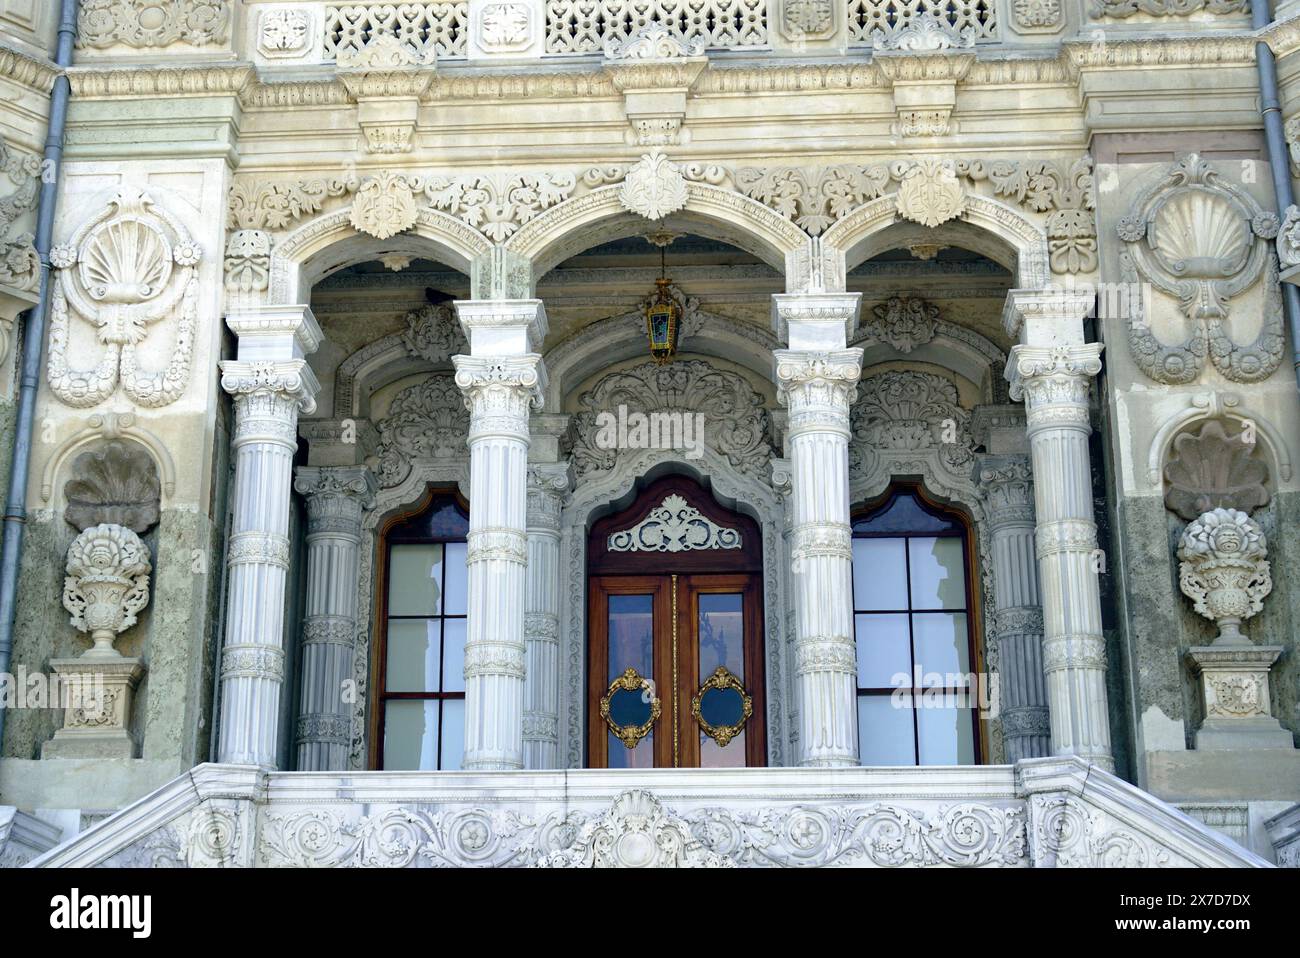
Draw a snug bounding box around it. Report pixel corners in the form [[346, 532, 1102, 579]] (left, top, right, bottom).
[[0, 136, 41, 294], [48, 188, 202, 408], [608, 494, 742, 553], [1162, 419, 1269, 522], [861, 296, 940, 353], [1177, 508, 1271, 645], [77, 0, 232, 49], [1118, 154, 1283, 385], [63, 522, 152, 658], [1092, 0, 1247, 16], [374, 374, 469, 487]]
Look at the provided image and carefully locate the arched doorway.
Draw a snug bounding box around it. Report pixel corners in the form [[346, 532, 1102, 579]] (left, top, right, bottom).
[[586, 475, 766, 769]]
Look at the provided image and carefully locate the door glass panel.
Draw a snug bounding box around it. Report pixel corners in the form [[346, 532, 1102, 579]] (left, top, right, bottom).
[[858, 694, 916, 765], [383, 700, 439, 770], [908, 537, 966, 610], [388, 543, 444, 616], [855, 612, 911, 689], [912, 612, 970, 677], [385, 619, 440, 693], [606, 594, 655, 769], [698, 593, 744, 678], [852, 538, 907, 610]]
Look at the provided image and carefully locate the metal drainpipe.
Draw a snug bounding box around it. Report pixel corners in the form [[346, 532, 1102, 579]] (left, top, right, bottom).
[[0, 0, 78, 752], [1256, 1, 1300, 387]]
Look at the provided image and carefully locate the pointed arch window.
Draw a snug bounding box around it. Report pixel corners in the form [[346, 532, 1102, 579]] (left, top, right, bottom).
[[851, 485, 981, 766], [375, 491, 469, 770]]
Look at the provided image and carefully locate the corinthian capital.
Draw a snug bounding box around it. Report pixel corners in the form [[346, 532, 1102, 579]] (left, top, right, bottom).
[[1005, 343, 1102, 410], [219, 359, 320, 415], [773, 348, 864, 431], [453, 354, 547, 423], [295, 466, 377, 531]]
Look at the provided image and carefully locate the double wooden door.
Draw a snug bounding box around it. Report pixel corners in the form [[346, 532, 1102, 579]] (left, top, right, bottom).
[[586, 475, 766, 769]]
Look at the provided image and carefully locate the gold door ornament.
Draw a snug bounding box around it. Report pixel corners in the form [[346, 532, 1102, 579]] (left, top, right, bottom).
[[600, 667, 662, 749], [691, 665, 753, 748]]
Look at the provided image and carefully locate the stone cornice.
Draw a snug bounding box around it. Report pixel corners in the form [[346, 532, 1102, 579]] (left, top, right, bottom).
[[1061, 34, 1258, 80], [0, 40, 60, 96]]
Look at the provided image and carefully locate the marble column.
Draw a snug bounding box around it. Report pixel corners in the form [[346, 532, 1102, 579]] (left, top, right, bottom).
[[217, 306, 322, 768], [522, 462, 569, 769], [452, 300, 547, 770], [292, 465, 376, 771], [772, 293, 863, 767], [976, 453, 1050, 762], [1006, 342, 1113, 771]]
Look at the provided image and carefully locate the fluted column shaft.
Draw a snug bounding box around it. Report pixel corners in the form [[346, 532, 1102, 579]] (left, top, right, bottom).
[[217, 351, 320, 767], [1008, 343, 1112, 771], [293, 466, 375, 771], [977, 454, 1049, 762], [522, 463, 568, 768], [775, 349, 864, 766]]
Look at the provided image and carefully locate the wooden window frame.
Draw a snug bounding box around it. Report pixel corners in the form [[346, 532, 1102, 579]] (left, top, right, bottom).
[[851, 482, 986, 765], [369, 486, 470, 770]]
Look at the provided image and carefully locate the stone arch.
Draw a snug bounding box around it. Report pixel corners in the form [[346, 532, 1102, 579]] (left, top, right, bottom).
[[504, 183, 810, 294], [542, 309, 777, 412], [852, 318, 1008, 405], [821, 193, 1051, 292], [267, 207, 492, 305]]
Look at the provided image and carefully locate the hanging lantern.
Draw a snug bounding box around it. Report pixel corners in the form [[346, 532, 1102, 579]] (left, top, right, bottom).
[[644, 277, 681, 364], [643, 235, 683, 364]]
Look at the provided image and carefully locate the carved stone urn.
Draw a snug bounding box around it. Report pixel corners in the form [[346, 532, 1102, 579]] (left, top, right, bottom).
[[1177, 508, 1291, 750], [1176, 507, 1270, 646], [62, 522, 152, 659], [44, 521, 151, 760]]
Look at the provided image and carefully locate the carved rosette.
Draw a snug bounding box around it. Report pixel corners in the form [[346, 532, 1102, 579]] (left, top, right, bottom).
[[62, 523, 152, 658], [1177, 508, 1271, 645]]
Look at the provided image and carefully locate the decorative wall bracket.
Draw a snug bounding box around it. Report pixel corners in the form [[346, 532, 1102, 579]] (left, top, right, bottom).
[[603, 24, 708, 146], [336, 35, 436, 154], [874, 50, 974, 138]]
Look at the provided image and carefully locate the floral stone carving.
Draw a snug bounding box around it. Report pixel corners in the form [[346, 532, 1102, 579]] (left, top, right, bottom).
[[77, 0, 232, 49], [862, 296, 940, 353], [541, 791, 732, 868], [619, 152, 689, 222], [607, 494, 742, 553], [374, 375, 470, 487], [63, 523, 152, 658], [1176, 508, 1270, 646], [1162, 420, 1269, 522], [47, 188, 202, 408], [893, 158, 966, 228], [64, 440, 162, 533], [403, 303, 468, 363]]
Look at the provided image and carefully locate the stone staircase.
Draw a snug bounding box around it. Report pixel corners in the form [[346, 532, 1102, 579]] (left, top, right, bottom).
[[25, 756, 1269, 868]]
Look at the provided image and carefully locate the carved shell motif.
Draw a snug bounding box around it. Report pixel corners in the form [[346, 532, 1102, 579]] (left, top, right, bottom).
[[1150, 187, 1250, 281], [1162, 420, 1269, 522], [64, 441, 162, 533], [81, 214, 173, 304]]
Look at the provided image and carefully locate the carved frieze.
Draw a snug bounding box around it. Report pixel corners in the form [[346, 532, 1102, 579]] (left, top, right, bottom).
[[47, 188, 202, 409], [76, 0, 232, 49], [426, 172, 577, 241], [1092, 0, 1247, 17]]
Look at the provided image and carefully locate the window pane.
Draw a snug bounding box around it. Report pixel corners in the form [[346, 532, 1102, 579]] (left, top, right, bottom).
[[857, 694, 916, 766], [912, 612, 970, 677], [608, 730, 654, 768], [700, 728, 746, 768], [917, 704, 976, 765], [698, 592, 744, 680], [443, 541, 468, 616], [442, 617, 466, 693], [383, 700, 439, 770], [608, 594, 654, 681], [855, 613, 912, 689], [440, 699, 465, 770], [852, 538, 907, 611], [388, 543, 444, 616], [385, 619, 440, 693], [908, 537, 966, 610]]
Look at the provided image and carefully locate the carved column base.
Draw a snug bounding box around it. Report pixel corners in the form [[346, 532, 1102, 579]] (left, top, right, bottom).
[[1186, 645, 1293, 750], [42, 657, 145, 760]]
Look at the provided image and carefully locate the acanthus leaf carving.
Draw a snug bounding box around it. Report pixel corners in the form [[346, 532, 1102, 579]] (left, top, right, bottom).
[[76, 0, 232, 50], [374, 374, 469, 487], [402, 303, 468, 363], [862, 295, 940, 353], [425, 171, 578, 242], [618, 152, 689, 221]]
